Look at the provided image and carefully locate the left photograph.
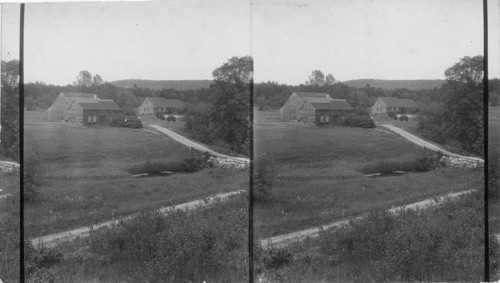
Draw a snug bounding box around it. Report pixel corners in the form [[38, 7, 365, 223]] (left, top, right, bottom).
[[0, 4, 21, 282], [22, 2, 251, 281]]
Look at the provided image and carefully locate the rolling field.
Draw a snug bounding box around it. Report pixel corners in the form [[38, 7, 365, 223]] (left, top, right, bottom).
[[24, 111, 248, 238], [254, 110, 483, 238]]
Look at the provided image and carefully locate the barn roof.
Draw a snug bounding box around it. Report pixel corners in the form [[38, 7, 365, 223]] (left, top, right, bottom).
[[310, 100, 354, 110], [295, 92, 330, 98], [379, 97, 418, 108], [146, 97, 185, 108], [79, 100, 121, 111], [62, 92, 98, 99]]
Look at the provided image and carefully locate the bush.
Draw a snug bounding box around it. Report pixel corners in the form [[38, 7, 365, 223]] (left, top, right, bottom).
[[360, 150, 441, 174], [166, 115, 176, 122], [24, 151, 44, 203], [154, 111, 165, 120], [127, 152, 210, 175], [109, 114, 126, 127], [341, 114, 375, 128], [353, 108, 370, 117], [399, 114, 409, 121], [254, 152, 278, 202], [388, 112, 397, 119], [123, 117, 143, 129], [182, 153, 210, 172]]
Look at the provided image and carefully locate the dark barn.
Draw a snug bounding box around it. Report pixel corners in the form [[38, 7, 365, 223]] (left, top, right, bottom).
[[67, 100, 122, 126]]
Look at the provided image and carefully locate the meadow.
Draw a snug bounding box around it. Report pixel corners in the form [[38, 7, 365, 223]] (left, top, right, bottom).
[[26, 194, 248, 282], [24, 111, 248, 238], [254, 110, 483, 238], [489, 114, 500, 280], [0, 171, 20, 282], [256, 192, 490, 282]]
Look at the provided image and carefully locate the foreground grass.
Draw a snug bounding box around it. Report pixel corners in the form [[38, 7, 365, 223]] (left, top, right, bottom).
[[26, 194, 248, 282], [26, 167, 248, 238], [254, 111, 482, 238], [25, 121, 248, 238], [257, 192, 493, 282], [0, 171, 20, 282], [489, 119, 500, 280]]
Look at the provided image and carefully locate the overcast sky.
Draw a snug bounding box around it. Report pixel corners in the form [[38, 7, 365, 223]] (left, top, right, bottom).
[[254, 0, 497, 84], [2, 1, 251, 85], [1, 0, 499, 86]]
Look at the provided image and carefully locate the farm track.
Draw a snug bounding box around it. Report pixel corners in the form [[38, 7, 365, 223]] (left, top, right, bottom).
[[260, 190, 475, 250], [148, 124, 250, 165], [30, 190, 245, 249], [381, 124, 484, 163]]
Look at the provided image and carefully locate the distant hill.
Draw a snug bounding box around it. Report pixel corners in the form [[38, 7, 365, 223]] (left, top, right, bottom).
[[342, 79, 445, 90], [109, 79, 213, 91]]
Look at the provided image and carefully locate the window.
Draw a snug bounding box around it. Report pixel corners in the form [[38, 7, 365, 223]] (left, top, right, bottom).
[[325, 115, 329, 123], [88, 116, 91, 123], [93, 116, 97, 123], [320, 116, 324, 123]]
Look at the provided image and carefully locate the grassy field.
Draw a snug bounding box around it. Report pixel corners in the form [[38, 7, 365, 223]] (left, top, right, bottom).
[[0, 171, 20, 282], [489, 118, 500, 280], [254, 110, 483, 238], [257, 192, 488, 282], [24, 111, 248, 238]]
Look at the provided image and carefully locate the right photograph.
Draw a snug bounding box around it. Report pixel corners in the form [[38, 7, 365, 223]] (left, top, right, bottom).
[[252, 0, 490, 281], [489, 0, 500, 280]]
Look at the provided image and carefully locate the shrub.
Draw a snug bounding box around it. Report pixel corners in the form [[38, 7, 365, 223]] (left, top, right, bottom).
[[341, 114, 375, 128], [123, 117, 143, 129], [388, 112, 397, 119], [360, 150, 441, 174], [353, 108, 370, 117], [262, 248, 294, 270], [166, 115, 176, 122], [182, 153, 210, 172], [399, 114, 409, 121], [155, 111, 167, 120], [24, 151, 45, 203], [110, 114, 126, 127], [254, 152, 278, 202]]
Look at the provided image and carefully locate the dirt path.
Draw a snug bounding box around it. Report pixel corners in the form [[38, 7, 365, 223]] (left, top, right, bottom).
[[381, 124, 483, 163], [0, 160, 19, 173], [30, 190, 245, 249], [148, 124, 250, 167], [260, 190, 475, 250]]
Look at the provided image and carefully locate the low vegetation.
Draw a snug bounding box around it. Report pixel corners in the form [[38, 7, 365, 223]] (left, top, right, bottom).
[[127, 152, 211, 175], [340, 113, 375, 128], [359, 150, 442, 174], [0, 171, 20, 282], [24, 120, 248, 238], [26, 194, 248, 282], [257, 192, 491, 282]]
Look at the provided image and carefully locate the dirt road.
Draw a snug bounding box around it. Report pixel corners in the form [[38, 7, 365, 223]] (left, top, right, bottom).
[[260, 190, 475, 250], [30, 190, 245, 249], [148, 124, 249, 167], [381, 124, 483, 163]]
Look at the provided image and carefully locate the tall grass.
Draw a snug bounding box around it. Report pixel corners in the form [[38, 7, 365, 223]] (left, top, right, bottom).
[[0, 172, 20, 282], [257, 192, 491, 282], [26, 194, 248, 282]]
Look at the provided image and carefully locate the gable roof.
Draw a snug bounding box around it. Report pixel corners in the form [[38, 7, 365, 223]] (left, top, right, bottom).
[[78, 100, 121, 111], [379, 97, 418, 108], [62, 92, 98, 99], [295, 92, 330, 98], [146, 97, 185, 108], [309, 100, 354, 110]]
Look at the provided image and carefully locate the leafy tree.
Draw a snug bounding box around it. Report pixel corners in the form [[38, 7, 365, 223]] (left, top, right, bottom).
[[442, 55, 484, 155], [1, 60, 20, 160], [73, 70, 93, 88], [306, 70, 325, 86], [325, 73, 336, 85], [92, 74, 104, 86], [210, 56, 252, 155]]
